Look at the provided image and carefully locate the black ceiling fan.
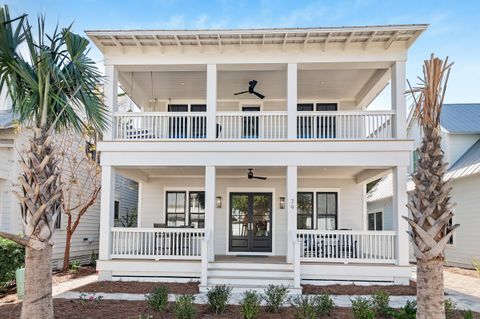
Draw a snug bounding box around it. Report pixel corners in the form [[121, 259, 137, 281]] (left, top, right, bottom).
[[248, 168, 267, 180], [234, 80, 265, 99]]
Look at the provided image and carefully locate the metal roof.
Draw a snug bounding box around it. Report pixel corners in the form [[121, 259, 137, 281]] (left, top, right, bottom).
[[440, 104, 480, 134], [86, 24, 427, 52]]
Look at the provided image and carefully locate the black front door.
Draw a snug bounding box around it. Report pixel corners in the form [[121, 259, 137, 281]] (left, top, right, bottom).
[[229, 193, 272, 253]]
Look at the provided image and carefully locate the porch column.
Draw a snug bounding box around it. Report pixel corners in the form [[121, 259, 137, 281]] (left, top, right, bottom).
[[103, 65, 118, 141], [206, 64, 217, 140], [392, 165, 409, 265], [99, 165, 116, 261], [391, 61, 406, 139], [287, 63, 298, 139], [286, 165, 298, 263], [205, 166, 216, 261]]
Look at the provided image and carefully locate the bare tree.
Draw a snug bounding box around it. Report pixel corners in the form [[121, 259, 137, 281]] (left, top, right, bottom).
[[57, 130, 101, 271]]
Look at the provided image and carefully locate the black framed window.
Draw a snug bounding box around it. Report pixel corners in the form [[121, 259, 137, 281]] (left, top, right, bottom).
[[166, 191, 186, 227], [114, 200, 120, 220], [316, 103, 337, 138], [242, 106, 260, 139], [297, 192, 314, 230], [297, 104, 314, 138], [168, 105, 188, 138], [190, 104, 207, 139], [189, 191, 205, 228], [316, 192, 337, 230], [368, 212, 383, 231]]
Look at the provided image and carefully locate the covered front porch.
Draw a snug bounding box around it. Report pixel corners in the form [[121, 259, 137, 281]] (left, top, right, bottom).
[[97, 165, 410, 287]]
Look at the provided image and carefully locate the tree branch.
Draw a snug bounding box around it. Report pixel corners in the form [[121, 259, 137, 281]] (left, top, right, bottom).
[[0, 231, 30, 247]]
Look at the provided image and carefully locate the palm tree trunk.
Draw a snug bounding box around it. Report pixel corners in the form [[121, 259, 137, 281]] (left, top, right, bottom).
[[417, 259, 445, 319], [21, 245, 53, 319]]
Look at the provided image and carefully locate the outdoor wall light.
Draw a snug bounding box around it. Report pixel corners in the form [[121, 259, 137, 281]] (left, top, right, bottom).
[[279, 197, 285, 209], [216, 196, 222, 208]]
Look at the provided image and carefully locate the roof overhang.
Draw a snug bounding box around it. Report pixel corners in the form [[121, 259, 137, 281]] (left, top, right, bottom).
[[86, 24, 428, 53]]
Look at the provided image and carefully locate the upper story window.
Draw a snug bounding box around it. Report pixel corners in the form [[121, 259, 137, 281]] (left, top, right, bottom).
[[168, 104, 207, 139], [297, 103, 338, 139]]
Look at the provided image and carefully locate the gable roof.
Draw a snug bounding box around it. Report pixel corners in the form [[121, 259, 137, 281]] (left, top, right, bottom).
[[440, 104, 480, 134]]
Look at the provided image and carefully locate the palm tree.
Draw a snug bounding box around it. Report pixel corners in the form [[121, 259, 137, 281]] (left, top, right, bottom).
[[0, 6, 107, 318], [406, 54, 458, 319]]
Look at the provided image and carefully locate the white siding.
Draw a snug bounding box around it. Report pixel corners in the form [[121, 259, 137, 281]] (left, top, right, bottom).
[[114, 174, 139, 226], [139, 175, 364, 257]]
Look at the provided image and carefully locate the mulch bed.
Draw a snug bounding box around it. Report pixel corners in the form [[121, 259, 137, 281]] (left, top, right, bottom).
[[1, 300, 478, 319], [302, 280, 417, 296], [73, 281, 200, 294], [445, 266, 480, 279]]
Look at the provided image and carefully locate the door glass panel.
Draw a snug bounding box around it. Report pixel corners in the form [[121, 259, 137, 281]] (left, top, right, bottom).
[[231, 194, 249, 237], [253, 194, 270, 237]]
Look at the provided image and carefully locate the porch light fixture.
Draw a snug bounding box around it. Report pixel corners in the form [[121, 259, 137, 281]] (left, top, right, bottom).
[[279, 197, 285, 209], [216, 196, 222, 208]]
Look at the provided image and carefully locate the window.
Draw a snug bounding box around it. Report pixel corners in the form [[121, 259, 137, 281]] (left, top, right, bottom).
[[411, 150, 420, 174], [296, 103, 338, 138], [114, 200, 120, 220], [189, 191, 205, 228], [317, 192, 337, 230], [166, 191, 187, 227], [447, 218, 454, 245], [297, 192, 314, 229], [316, 103, 337, 139], [368, 212, 383, 231], [55, 213, 61, 229], [242, 106, 260, 139]]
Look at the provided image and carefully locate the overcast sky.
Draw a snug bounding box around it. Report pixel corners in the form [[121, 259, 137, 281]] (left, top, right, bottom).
[[4, 0, 480, 108]]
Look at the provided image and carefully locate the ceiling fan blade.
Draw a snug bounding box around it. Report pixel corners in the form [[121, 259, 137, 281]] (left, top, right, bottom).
[[252, 91, 265, 99], [249, 80, 258, 90], [234, 91, 249, 95], [253, 176, 267, 180]]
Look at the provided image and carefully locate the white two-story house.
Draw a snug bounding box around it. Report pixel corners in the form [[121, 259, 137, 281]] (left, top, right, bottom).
[[87, 24, 426, 291]]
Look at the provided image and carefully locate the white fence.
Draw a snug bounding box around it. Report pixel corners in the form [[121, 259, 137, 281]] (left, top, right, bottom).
[[114, 112, 207, 140], [111, 228, 206, 260], [296, 111, 394, 139], [216, 112, 288, 140], [296, 230, 397, 263]]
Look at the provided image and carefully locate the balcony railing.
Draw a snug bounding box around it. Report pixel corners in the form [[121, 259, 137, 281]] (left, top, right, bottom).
[[297, 230, 396, 263], [112, 111, 394, 141], [110, 228, 205, 260]]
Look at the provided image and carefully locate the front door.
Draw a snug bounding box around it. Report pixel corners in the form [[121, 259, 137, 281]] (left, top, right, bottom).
[[229, 192, 272, 253]]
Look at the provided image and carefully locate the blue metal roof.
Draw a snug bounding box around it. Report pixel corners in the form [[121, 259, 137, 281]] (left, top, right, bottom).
[[440, 104, 480, 133]]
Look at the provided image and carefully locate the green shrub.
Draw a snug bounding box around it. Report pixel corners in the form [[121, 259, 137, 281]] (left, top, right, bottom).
[[174, 295, 196, 319], [392, 300, 417, 319], [291, 295, 317, 319], [240, 290, 261, 319], [145, 286, 169, 312], [314, 293, 335, 317], [69, 260, 81, 272], [351, 297, 375, 319], [445, 298, 457, 319], [371, 290, 391, 317], [463, 309, 474, 319], [207, 285, 231, 314], [471, 257, 480, 274], [263, 285, 288, 313], [0, 238, 24, 288]]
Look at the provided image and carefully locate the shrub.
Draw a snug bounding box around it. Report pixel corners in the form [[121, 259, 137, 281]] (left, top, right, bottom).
[[371, 290, 391, 317], [69, 260, 81, 272], [314, 293, 335, 317], [351, 297, 375, 319], [174, 295, 196, 319], [263, 285, 288, 313], [444, 298, 457, 319], [291, 295, 317, 319], [463, 309, 474, 319], [145, 286, 169, 312], [207, 285, 231, 314], [240, 290, 261, 319], [471, 257, 480, 274], [392, 300, 417, 319], [0, 238, 24, 288]]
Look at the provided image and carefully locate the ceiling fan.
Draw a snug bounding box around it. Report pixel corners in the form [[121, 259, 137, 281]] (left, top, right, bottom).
[[234, 80, 265, 99], [248, 168, 267, 180]]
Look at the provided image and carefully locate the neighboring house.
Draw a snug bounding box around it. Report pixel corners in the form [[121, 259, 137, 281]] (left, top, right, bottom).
[[367, 103, 480, 268], [0, 107, 139, 269], [88, 24, 427, 291]]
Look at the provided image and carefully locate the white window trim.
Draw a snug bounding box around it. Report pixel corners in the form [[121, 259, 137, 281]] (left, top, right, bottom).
[[239, 100, 263, 111], [297, 188, 341, 230]]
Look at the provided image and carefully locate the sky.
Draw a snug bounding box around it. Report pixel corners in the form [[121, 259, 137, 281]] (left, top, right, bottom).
[[4, 0, 480, 107]]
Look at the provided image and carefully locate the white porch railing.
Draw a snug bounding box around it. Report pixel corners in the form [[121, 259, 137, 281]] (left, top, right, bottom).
[[296, 111, 394, 139], [297, 230, 397, 263], [111, 228, 205, 260], [114, 112, 207, 140], [216, 112, 287, 140]]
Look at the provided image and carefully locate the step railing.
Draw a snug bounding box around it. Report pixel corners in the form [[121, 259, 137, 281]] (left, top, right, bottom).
[[216, 112, 288, 140], [296, 230, 397, 263], [114, 112, 207, 140], [111, 227, 205, 260], [296, 111, 394, 139]]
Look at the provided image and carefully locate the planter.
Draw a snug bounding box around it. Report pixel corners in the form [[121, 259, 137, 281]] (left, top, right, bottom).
[[15, 268, 25, 299]]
